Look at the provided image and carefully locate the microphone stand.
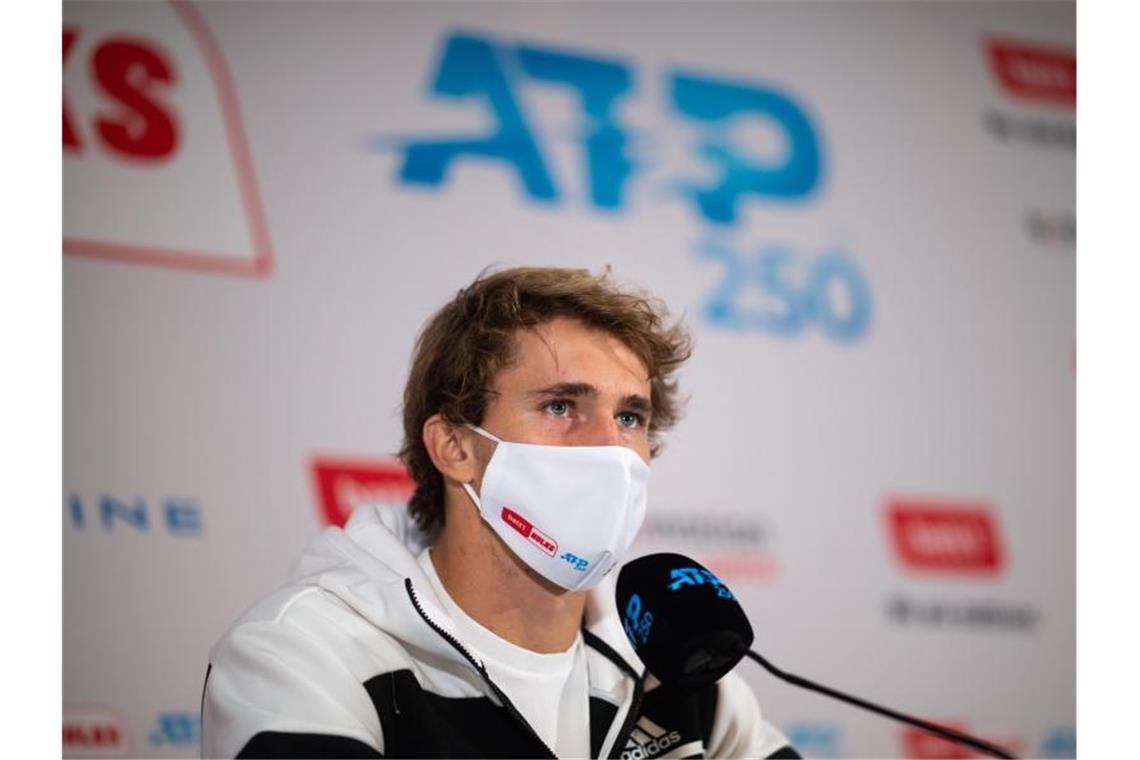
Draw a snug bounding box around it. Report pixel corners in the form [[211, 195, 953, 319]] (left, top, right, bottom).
[[745, 650, 1016, 759]]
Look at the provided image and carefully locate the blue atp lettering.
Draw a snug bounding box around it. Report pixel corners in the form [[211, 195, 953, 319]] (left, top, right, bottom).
[[516, 45, 634, 209], [668, 567, 735, 599], [559, 551, 590, 572], [671, 71, 821, 223], [399, 34, 557, 202], [392, 32, 823, 225]]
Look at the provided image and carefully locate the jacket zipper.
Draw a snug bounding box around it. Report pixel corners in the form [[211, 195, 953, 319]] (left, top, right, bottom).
[[606, 674, 645, 760], [581, 629, 646, 759], [404, 578, 557, 758]]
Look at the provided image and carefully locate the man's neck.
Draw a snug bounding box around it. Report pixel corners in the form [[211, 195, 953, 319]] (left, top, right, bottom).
[[430, 507, 586, 654]]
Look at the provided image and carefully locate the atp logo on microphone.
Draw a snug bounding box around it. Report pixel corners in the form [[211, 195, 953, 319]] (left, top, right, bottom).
[[667, 566, 736, 599]]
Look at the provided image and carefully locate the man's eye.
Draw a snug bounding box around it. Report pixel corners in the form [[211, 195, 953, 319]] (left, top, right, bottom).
[[546, 400, 570, 417], [617, 412, 644, 429]]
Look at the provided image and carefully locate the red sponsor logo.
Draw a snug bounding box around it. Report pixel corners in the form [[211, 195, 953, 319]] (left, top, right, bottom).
[[63, 28, 180, 161], [501, 507, 557, 556], [886, 499, 1004, 576], [502, 506, 533, 537], [984, 37, 1075, 107], [901, 725, 1022, 759], [528, 527, 557, 556], [63, 704, 130, 757], [310, 457, 415, 527], [63, 1, 273, 277], [902, 724, 973, 759]]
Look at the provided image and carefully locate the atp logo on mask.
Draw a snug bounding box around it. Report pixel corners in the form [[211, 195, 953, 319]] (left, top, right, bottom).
[[560, 552, 590, 572], [501, 506, 558, 556]]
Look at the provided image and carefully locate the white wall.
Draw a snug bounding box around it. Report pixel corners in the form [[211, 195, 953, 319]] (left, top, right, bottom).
[[63, 2, 1075, 757]]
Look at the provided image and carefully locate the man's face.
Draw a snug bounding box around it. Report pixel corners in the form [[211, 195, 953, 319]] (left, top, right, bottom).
[[476, 317, 653, 464]]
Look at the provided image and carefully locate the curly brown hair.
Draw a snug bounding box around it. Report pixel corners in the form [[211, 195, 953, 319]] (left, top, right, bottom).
[[397, 266, 692, 536]]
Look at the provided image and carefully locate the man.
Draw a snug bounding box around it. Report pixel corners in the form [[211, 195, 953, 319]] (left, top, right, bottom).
[[202, 267, 797, 758]]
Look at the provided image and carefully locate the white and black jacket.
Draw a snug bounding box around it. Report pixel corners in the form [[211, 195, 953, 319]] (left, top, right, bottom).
[[201, 504, 798, 758]]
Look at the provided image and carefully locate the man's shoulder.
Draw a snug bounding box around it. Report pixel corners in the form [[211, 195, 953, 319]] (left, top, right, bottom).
[[210, 580, 412, 678]]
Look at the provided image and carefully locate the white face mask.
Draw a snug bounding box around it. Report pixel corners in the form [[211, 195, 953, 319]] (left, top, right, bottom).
[[460, 425, 650, 591]]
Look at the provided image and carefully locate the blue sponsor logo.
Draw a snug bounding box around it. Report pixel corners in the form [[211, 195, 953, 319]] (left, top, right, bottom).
[[560, 551, 590, 572], [148, 712, 200, 748], [382, 31, 870, 343], [622, 593, 654, 646], [784, 722, 842, 759], [699, 240, 871, 342], [668, 567, 735, 599], [386, 31, 820, 223], [66, 493, 203, 538]]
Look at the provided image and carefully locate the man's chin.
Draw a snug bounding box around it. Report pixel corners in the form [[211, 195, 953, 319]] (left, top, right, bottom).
[[483, 521, 575, 597]]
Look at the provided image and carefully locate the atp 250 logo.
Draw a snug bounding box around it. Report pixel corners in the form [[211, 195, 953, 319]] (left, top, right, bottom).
[[381, 31, 872, 343], [390, 33, 819, 222]]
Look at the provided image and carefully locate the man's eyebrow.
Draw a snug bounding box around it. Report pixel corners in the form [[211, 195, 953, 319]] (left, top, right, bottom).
[[528, 382, 597, 399], [621, 394, 654, 414]]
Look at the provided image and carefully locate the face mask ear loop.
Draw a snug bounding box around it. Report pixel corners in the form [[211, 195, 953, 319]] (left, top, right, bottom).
[[466, 424, 503, 444], [461, 424, 500, 511], [460, 481, 482, 510]]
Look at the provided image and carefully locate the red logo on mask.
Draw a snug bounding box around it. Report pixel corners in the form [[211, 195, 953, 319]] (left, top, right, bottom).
[[501, 507, 557, 556]]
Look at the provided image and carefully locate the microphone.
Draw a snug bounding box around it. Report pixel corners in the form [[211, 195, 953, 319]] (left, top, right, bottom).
[[616, 551, 754, 689], [616, 552, 1016, 760]]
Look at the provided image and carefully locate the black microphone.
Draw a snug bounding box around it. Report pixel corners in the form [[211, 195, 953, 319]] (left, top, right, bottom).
[[616, 551, 754, 689], [616, 552, 1016, 760]]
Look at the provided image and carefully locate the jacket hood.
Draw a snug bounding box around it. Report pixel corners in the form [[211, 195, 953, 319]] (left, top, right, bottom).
[[289, 503, 466, 663]]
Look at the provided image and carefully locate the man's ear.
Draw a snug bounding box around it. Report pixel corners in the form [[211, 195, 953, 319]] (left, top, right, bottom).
[[422, 414, 481, 486]]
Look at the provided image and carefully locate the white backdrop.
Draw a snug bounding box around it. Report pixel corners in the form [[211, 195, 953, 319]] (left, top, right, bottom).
[[63, 2, 1075, 757]]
